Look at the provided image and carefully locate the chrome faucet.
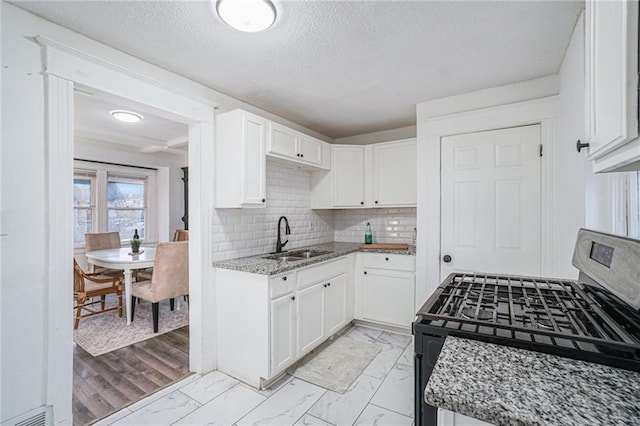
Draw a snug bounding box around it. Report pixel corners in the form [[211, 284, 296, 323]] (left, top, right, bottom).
[[276, 216, 291, 253]]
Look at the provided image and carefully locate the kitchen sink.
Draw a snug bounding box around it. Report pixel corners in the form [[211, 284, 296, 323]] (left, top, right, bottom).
[[262, 249, 331, 261]]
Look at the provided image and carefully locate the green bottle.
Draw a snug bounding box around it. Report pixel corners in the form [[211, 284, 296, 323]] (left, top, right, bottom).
[[131, 229, 140, 253], [365, 222, 372, 244]]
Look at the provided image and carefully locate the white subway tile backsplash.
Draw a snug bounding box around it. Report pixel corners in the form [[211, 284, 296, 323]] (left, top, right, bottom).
[[334, 208, 416, 245], [213, 161, 417, 261]]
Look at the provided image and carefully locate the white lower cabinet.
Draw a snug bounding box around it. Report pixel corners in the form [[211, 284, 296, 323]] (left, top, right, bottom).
[[324, 273, 347, 336], [216, 256, 353, 389], [356, 253, 415, 329], [363, 269, 415, 327], [270, 293, 296, 375], [296, 282, 325, 356]]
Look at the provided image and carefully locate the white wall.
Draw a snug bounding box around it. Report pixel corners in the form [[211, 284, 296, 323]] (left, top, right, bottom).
[[553, 13, 588, 278], [2, 5, 50, 422]]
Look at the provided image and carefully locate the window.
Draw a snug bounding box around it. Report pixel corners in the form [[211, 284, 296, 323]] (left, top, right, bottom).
[[73, 172, 96, 246], [73, 161, 157, 248], [107, 175, 147, 239]]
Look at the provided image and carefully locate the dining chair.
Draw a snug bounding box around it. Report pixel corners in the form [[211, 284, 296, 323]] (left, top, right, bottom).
[[131, 241, 188, 333], [84, 231, 123, 276], [137, 230, 189, 281], [73, 258, 123, 329]]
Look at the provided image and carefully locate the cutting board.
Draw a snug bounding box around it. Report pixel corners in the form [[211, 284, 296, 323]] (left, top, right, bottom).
[[359, 243, 409, 250]]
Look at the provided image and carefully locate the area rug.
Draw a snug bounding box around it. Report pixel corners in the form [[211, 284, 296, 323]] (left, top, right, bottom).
[[73, 294, 189, 357], [290, 337, 381, 394]]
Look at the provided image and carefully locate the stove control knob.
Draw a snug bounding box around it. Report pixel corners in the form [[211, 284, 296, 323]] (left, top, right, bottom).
[[443, 255, 452, 263]]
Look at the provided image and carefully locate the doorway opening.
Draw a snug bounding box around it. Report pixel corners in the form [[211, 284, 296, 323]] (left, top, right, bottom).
[[71, 88, 192, 424]]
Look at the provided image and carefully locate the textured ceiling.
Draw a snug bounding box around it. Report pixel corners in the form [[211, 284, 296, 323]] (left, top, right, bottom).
[[14, 0, 583, 139]]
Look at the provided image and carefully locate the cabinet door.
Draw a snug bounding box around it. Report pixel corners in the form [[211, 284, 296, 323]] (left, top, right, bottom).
[[372, 140, 416, 206], [242, 113, 267, 206], [296, 282, 325, 356], [586, 0, 638, 158], [299, 135, 323, 165], [324, 273, 347, 337], [362, 269, 415, 328], [270, 293, 296, 375], [267, 122, 298, 160], [332, 146, 365, 207]]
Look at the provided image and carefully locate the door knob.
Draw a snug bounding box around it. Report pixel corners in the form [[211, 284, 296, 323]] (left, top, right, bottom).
[[443, 255, 452, 263]]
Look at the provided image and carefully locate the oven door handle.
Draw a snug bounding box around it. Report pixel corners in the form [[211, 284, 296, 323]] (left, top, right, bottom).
[[414, 352, 423, 425]]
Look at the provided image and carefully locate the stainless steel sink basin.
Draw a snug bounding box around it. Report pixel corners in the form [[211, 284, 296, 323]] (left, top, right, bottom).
[[262, 249, 331, 261]]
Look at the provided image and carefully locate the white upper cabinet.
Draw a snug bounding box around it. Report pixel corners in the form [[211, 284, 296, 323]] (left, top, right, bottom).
[[372, 139, 417, 206], [267, 122, 328, 168], [586, 0, 640, 172], [215, 109, 267, 208], [332, 145, 367, 207], [311, 139, 417, 209]]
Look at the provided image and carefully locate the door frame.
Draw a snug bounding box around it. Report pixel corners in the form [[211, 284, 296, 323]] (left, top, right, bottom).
[[37, 36, 217, 425], [416, 96, 558, 308]]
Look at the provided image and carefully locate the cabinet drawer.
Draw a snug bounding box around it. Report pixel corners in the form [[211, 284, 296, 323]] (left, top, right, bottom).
[[270, 272, 296, 299], [298, 257, 346, 289], [362, 253, 415, 272]]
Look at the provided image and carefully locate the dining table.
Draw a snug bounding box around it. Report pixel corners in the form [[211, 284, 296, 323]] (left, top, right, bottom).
[[85, 247, 156, 325]]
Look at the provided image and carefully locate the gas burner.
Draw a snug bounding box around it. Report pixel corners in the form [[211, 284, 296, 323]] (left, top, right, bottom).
[[535, 318, 554, 330], [462, 307, 493, 321]]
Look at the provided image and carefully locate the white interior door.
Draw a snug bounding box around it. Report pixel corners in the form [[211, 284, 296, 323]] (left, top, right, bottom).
[[440, 125, 541, 280]]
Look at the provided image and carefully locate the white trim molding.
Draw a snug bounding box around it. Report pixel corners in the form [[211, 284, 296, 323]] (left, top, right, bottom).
[[415, 96, 559, 308], [38, 37, 217, 424], [44, 74, 75, 426]]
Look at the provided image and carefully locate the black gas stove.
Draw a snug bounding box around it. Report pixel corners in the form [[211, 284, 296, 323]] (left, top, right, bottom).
[[413, 229, 640, 425]]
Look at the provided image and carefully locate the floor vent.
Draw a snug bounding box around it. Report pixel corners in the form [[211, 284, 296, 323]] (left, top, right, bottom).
[[2, 406, 52, 426]]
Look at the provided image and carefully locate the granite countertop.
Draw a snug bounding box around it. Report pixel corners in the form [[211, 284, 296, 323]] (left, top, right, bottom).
[[213, 241, 415, 275], [424, 337, 640, 426]]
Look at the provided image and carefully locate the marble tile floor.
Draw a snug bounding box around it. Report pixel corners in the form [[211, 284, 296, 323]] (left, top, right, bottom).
[[93, 325, 414, 426]]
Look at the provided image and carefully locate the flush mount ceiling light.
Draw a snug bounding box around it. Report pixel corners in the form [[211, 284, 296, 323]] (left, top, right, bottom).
[[110, 110, 144, 123], [216, 0, 276, 32]]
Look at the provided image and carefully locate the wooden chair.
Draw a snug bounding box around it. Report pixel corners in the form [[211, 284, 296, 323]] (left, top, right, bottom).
[[73, 258, 123, 329], [84, 231, 123, 276], [131, 241, 188, 333]]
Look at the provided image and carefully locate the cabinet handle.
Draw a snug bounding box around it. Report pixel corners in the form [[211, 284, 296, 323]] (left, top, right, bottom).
[[327, 282, 331, 287], [282, 276, 287, 281], [360, 201, 364, 205], [291, 296, 295, 301], [296, 153, 300, 157], [375, 200, 378, 204], [261, 198, 266, 203], [301, 154, 304, 158], [385, 257, 389, 261], [364, 271, 367, 275], [576, 139, 590, 153], [323, 284, 327, 288]]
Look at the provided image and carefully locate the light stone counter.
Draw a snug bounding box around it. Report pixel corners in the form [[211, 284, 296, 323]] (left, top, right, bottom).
[[424, 337, 640, 426], [213, 241, 415, 275]]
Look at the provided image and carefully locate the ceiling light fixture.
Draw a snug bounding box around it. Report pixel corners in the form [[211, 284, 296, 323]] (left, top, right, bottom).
[[216, 0, 276, 33], [110, 110, 144, 123]]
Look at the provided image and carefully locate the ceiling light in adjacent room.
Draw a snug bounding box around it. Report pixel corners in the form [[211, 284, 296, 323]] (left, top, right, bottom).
[[111, 110, 144, 123], [216, 0, 276, 32]]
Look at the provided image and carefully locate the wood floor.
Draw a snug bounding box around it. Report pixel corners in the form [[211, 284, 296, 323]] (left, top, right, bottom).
[[73, 326, 190, 426]]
